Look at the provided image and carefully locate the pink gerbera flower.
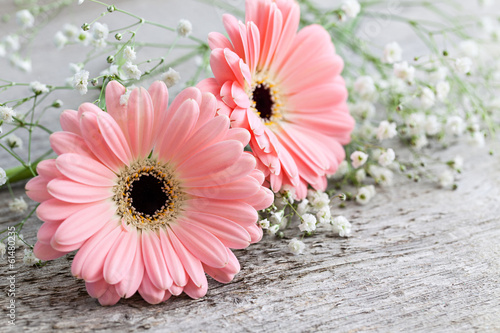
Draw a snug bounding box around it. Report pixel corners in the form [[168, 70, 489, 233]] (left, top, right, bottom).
[[199, 0, 355, 200], [25, 81, 273, 305]]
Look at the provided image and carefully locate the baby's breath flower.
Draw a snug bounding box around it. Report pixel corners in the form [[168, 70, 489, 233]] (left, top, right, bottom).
[[72, 70, 89, 95], [30, 81, 49, 95], [438, 170, 454, 188], [0, 106, 16, 122], [459, 40, 479, 58], [355, 185, 375, 205], [9, 196, 28, 213], [267, 224, 280, 235], [330, 160, 349, 179], [299, 214, 317, 232], [176, 19, 192, 37], [369, 165, 394, 186], [331, 216, 352, 237], [425, 115, 441, 136], [160, 67, 181, 88], [123, 46, 136, 61], [383, 41, 402, 64], [4, 35, 20, 51], [469, 131, 485, 147], [377, 120, 397, 141], [307, 190, 330, 209], [355, 168, 366, 183], [92, 22, 109, 41], [378, 148, 395, 167], [10, 55, 32, 72], [406, 112, 426, 135], [350, 151, 368, 169], [53, 31, 68, 49], [446, 116, 465, 136], [0, 243, 6, 257], [269, 210, 286, 227], [15, 234, 24, 248], [288, 238, 305, 255], [296, 199, 310, 215], [353, 75, 376, 100], [5, 134, 23, 149], [16, 9, 34, 29], [350, 101, 375, 120], [455, 57, 472, 74], [23, 249, 41, 266], [451, 155, 464, 172], [119, 85, 135, 106], [420, 87, 436, 109], [413, 135, 428, 150], [0, 44, 5, 57], [393, 61, 415, 82], [436, 81, 450, 101], [341, 0, 361, 19], [259, 219, 270, 229], [122, 62, 142, 80], [63, 24, 79, 39], [316, 206, 332, 224], [429, 66, 448, 82], [0, 167, 7, 186]]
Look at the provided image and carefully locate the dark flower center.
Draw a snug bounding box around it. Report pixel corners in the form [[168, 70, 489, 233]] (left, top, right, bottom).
[[252, 85, 274, 121], [129, 174, 169, 216]]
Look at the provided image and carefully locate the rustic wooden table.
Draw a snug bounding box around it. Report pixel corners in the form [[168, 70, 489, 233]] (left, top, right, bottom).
[[1, 1, 499, 332]]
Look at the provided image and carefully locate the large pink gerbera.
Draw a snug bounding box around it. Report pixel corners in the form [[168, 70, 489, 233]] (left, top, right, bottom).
[[25, 81, 273, 305], [198, 0, 355, 200]]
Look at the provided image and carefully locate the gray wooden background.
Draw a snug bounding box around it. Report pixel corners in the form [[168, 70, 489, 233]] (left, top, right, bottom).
[[1, 0, 500, 332]]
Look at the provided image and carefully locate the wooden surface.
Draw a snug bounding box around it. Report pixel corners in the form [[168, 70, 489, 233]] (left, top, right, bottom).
[[1, 1, 500, 332]]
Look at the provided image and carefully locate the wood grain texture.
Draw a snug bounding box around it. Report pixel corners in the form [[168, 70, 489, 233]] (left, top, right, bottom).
[[1, 0, 500, 332]]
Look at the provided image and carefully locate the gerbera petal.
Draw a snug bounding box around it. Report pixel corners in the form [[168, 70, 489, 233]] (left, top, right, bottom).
[[185, 175, 261, 200], [126, 87, 155, 159], [47, 179, 113, 204], [208, 31, 233, 50], [167, 229, 206, 288], [33, 241, 68, 260], [138, 271, 167, 305], [36, 159, 63, 180], [56, 153, 116, 187], [115, 240, 144, 298], [85, 278, 109, 299], [185, 212, 251, 249], [166, 87, 202, 124], [195, 92, 218, 131], [182, 277, 208, 300], [171, 221, 228, 268], [225, 128, 251, 146], [105, 80, 129, 139], [178, 140, 243, 179], [103, 228, 138, 285], [222, 14, 245, 57], [37, 199, 95, 223], [97, 285, 121, 306], [36, 220, 60, 244], [148, 80, 169, 142], [49, 132, 94, 159], [25, 177, 51, 202], [203, 248, 240, 283], [141, 230, 172, 290], [60, 110, 81, 135], [168, 284, 184, 296], [246, 223, 264, 243], [243, 187, 274, 210], [159, 229, 187, 287], [187, 198, 258, 227]]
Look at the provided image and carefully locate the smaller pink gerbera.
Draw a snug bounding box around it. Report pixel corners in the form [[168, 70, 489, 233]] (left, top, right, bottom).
[[199, 0, 355, 200], [26, 81, 273, 305]]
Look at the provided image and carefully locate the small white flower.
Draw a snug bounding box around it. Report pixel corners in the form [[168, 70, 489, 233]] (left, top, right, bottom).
[[469, 131, 485, 147], [73, 70, 89, 95], [160, 67, 181, 88], [360, 123, 377, 139], [63, 24, 79, 39], [435, 81, 450, 102], [316, 206, 332, 224], [16, 9, 35, 29], [330, 160, 349, 180], [355, 168, 366, 183], [30, 81, 49, 95], [10, 54, 32, 72], [331, 216, 352, 237], [0, 167, 7, 186], [0, 43, 5, 57], [350, 151, 368, 169], [350, 101, 375, 120], [4, 35, 20, 51], [119, 85, 136, 106], [122, 62, 142, 80], [102, 64, 119, 77], [413, 135, 428, 150], [455, 57, 472, 74], [9, 196, 28, 213], [393, 61, 415, 82], [69, 62, 84, 74], [23, 249, 41, 266], [0, 106, 16, 122], [383, 42, 402, 64], [92, 22, 109, 41], [378, 148, 395, 167], [406, 112, 426, 135], [341, 0, 361, 19], [269, 210, 286, 228], [369, 165, 394, 186], [259, 219, 270, 229], [0, 243, 6, 257], [177, 19, 193, 37], [53, 31, 68, 49], [273, 192, 288, 211], [355, 185, 375, 205], [438, 170, 454, 188], [459, 40, 479, 58], [77, 31, 91, 45], [296, 199, 310, 215], [376, 120, 397, 141], [15, 234, 25, 248], [425, 115, 441, 136], [267, 224, 280, 235], [452, 155, 464, 172], [307, 190, 330, 210], [5, 134, 23, 149], [429, 66, 448, 82], [123, 46, 136, 61], [420, 87, 435, 110], [446, 116, 465, 136], [353, 76, 376, 100], [78, 0, 85, 4], [288, 238, 305, 255], [299, 214, 317, 232]]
